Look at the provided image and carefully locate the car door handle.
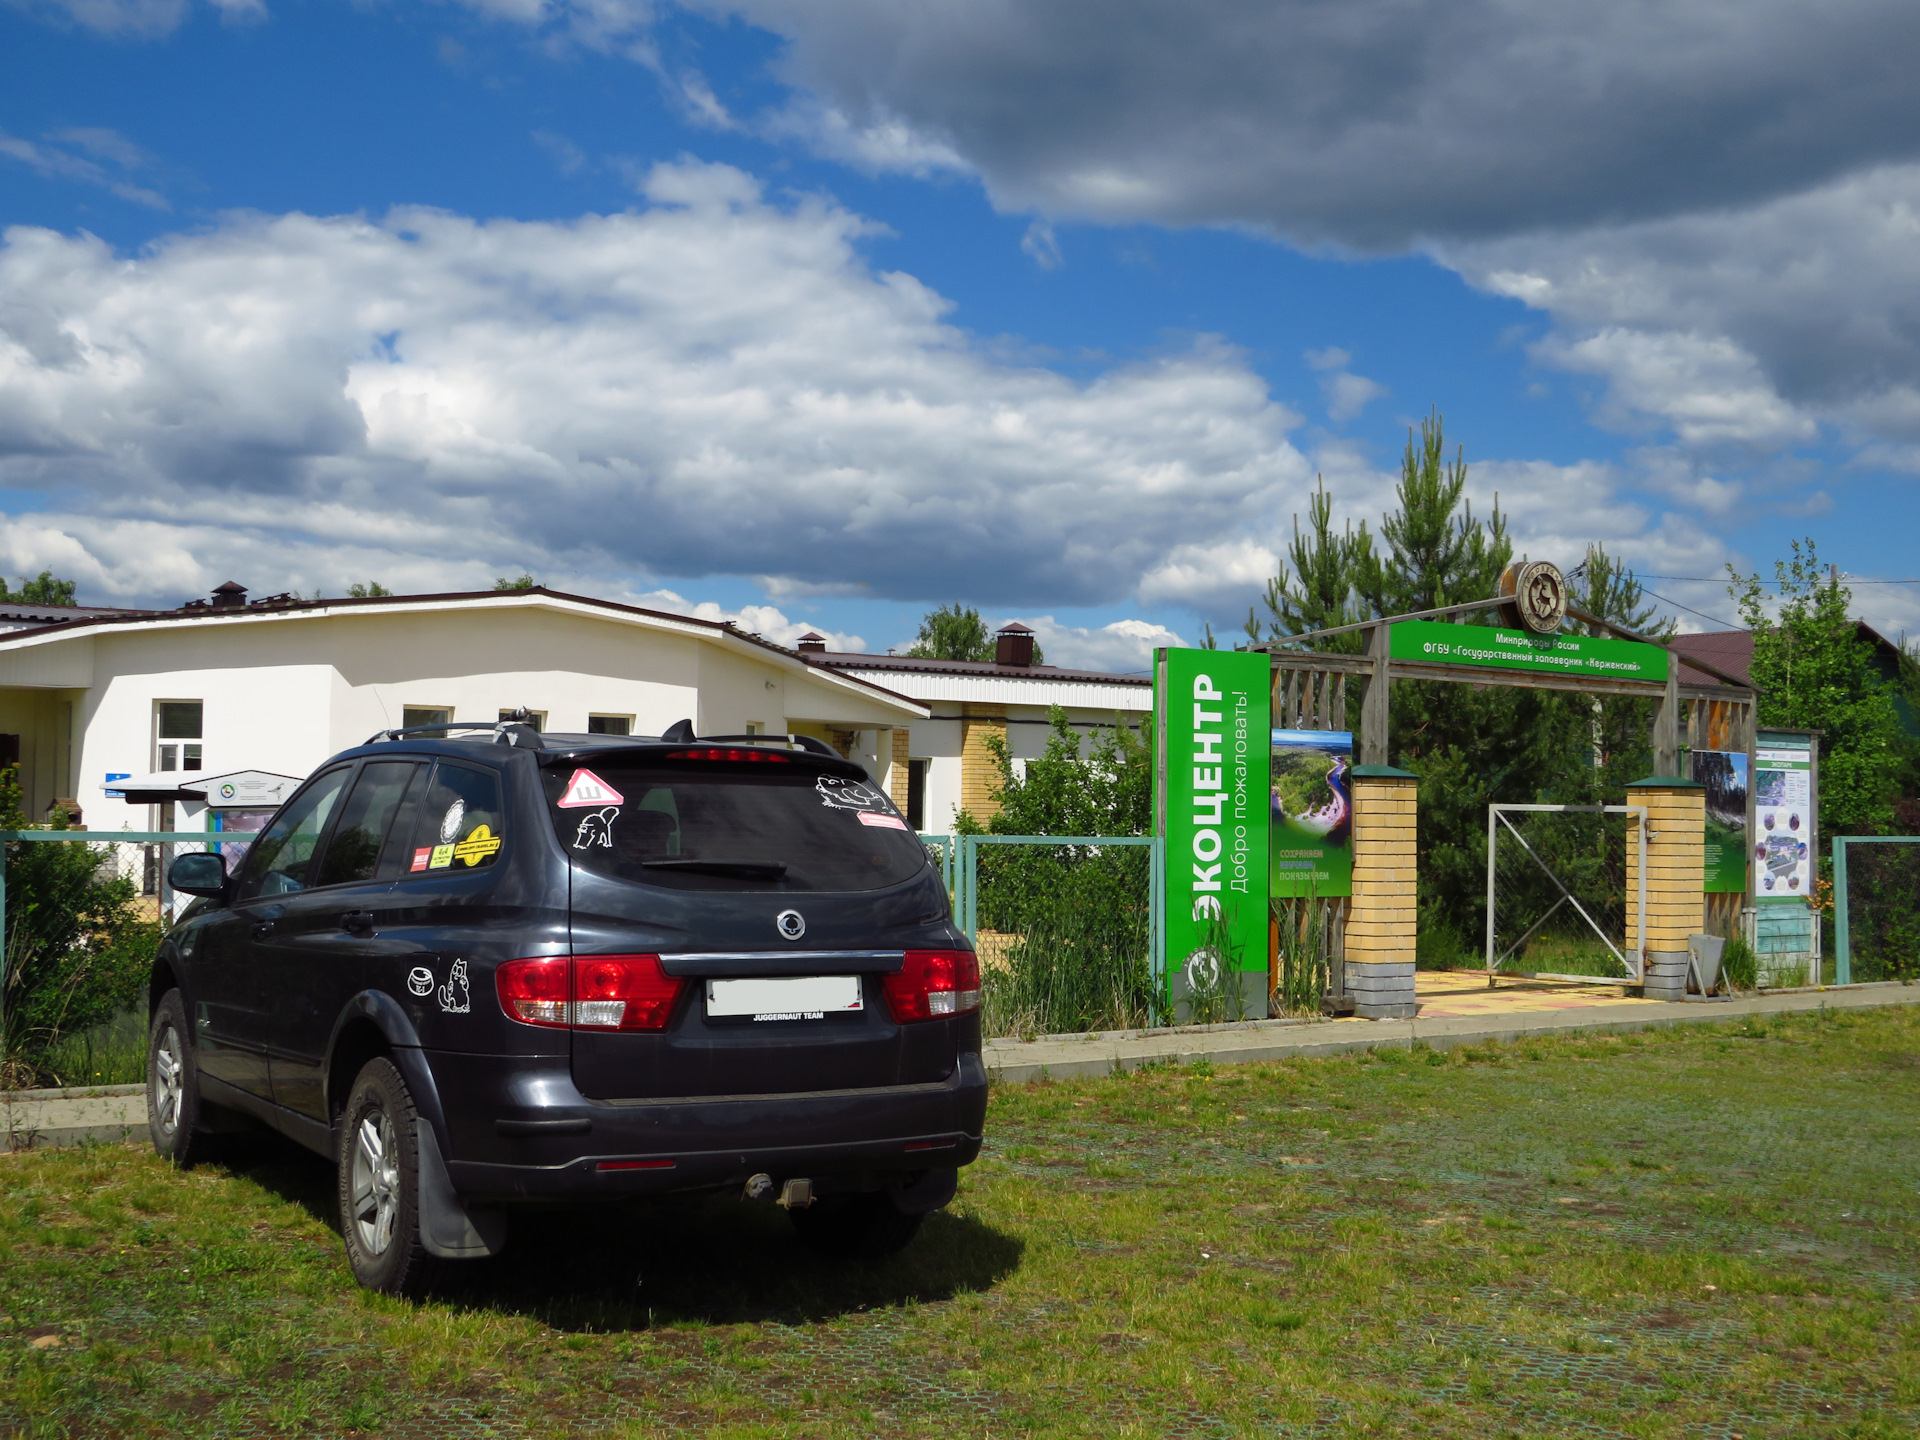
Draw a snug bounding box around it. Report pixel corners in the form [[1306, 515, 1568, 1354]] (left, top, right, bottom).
[[341, 910, 376, 937], [251, 920, 277, 938]]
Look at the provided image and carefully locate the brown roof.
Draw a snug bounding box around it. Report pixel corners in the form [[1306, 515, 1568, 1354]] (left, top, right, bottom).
[[1670, 630, 1756, 688], [808, 651, 1150, 686]]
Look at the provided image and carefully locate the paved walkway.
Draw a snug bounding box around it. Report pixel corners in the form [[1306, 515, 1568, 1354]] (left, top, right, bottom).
[[7, 978, 1916, 1144], [1411, 966, 1645, 1018]]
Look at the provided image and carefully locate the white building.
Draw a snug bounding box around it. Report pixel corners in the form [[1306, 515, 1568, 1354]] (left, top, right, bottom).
[[801, 623, 1152, 833], [0, 584, 926, 837]]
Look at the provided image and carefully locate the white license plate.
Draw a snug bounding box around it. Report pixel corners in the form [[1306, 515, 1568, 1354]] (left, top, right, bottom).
[[705, 975, 864, 1020]]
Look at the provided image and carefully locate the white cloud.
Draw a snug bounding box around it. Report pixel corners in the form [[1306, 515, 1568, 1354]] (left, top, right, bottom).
[[0, 161, 1316, 610], [1321, 371, 1386, 423], [1002, 614, 1183, 673], [0, 128, 167, 208], [1020, 219, 1063, 270], [1443, 165, 1920, 458], [1136, 537, 1277, 613], [760, 98, 968, 177], [627, 587, 865, 650], [532, 130, 590, 175]]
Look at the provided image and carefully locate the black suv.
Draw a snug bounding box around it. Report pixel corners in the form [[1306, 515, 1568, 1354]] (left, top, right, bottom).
[[147, 722, 986, 1294]]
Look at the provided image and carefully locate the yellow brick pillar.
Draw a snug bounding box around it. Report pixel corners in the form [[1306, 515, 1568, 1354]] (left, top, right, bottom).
[[887, 727, 911, 814], [1346, 766, 1419, 1018], [959, 705, 1006, 824], [1625, 776, 1705, 1000]]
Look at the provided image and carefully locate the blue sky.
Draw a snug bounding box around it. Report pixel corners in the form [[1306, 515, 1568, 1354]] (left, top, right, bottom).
[[3, 0, 1918, 666]]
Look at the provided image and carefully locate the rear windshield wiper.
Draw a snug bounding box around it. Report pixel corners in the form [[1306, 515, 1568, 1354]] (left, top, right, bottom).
[[641, 858, 789, 880]]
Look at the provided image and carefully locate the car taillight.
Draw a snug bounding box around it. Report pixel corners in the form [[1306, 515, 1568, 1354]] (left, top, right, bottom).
[[495, 955, 683, 1031], [573, 954, 681, 1030], [496, 957, 569, 1027], [883, 949, 981, 1023]]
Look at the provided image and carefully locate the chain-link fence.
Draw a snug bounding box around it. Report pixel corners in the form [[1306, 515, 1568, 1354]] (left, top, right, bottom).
[[950, 834, 1163, 1038], [1485, 805, 1643, 983], [1, 829, 254, 1089], [1834, 837, 1920, 984]]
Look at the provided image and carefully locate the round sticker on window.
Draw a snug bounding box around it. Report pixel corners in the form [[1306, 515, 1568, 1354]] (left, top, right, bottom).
[[439, 799, 466, 844]]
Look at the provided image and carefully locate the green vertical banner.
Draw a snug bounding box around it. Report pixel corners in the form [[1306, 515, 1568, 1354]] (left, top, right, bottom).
[[1155, 648, 1271, 1021]]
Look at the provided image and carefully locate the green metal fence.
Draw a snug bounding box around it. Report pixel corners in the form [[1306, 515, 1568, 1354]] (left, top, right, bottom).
[[1832, 835, 1920, 985]]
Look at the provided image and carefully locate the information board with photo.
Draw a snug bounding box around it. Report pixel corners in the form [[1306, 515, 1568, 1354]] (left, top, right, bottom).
[[1269, 729, 1353, 898], [1689, 749, 1750, 894]]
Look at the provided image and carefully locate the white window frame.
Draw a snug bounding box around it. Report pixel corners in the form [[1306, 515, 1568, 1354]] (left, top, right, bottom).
[[154, 699, 203, 774]]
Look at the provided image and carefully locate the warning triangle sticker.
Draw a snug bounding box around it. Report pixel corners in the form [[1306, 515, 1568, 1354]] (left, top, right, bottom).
[[557, 768, 625, 808]]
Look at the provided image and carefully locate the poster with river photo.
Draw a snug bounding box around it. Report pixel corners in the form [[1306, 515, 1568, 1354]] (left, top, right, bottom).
[[1270, 729, 1352, 897], [1690, 749, 1749, 893]]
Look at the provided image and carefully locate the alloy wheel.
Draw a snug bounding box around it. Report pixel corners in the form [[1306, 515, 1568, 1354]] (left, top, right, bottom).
[[152, 1025, 184, 1135], [349, 1108, 401, 1256]]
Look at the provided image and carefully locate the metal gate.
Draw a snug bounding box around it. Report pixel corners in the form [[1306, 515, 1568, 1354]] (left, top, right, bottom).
[[1484, 804, 1647, 985]]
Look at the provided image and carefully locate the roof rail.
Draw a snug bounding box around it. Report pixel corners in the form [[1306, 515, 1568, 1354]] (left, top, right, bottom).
[[365, 720, 500, 745]]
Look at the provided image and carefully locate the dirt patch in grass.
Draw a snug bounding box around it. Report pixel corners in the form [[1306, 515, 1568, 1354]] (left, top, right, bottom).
[[4, 1008, 1920, 1436]]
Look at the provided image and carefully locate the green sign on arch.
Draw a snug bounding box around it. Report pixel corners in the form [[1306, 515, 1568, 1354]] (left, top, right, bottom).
[[1389, 620, 1669, 683], [1154, 648, 1270, 1021]]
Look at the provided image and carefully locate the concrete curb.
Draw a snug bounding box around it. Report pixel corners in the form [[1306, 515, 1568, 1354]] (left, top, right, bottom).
[[982, 981, 1920, 1084], [2, 1085, 147, 1152]]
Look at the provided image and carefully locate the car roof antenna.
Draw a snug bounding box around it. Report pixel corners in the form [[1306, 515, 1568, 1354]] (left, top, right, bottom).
[[661, 718, 696, 744]]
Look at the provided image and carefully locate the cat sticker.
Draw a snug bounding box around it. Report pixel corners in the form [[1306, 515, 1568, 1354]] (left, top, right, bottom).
[[573, 807, 619, 849]]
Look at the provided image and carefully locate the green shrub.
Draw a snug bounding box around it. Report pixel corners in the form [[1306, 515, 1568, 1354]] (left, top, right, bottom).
[[1720, 935, 1758, 992], [0, 766, 158, 1088]]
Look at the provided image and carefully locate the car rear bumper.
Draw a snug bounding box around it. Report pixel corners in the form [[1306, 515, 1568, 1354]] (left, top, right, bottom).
[[428, 1048, 988, 1203]]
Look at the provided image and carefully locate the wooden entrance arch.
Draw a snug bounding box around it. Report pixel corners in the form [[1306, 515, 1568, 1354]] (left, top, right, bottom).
[[1258, 568, 1758, 1017]]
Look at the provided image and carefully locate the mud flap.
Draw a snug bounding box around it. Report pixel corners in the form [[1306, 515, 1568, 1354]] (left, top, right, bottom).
[[417, 1122, 508, 1259], [888, 1167, 957, 1215]]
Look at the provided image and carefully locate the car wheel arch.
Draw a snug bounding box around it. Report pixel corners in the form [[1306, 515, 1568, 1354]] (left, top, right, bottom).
[[323, 993, 448, 1145], [148, 951, 185, 1023]]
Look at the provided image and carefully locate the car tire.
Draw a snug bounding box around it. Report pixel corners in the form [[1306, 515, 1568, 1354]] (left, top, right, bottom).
[[147, 989, 220, 1166], [336, 1057, 434, 1297], [789, 1191, 925, 1259]]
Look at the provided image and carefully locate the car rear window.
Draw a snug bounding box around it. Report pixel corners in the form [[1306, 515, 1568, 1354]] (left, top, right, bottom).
[[401, 761, 508, 876], [543, 762, 928, 892]]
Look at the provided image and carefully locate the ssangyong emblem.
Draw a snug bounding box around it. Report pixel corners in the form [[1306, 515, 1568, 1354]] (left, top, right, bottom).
[[776, 909, 806, 940]]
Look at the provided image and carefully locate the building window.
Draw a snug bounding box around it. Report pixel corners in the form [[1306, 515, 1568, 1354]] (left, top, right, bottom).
[[908, 759, 928, 831], [587, 715, 631, 736], [156, 701, 202, 773], [500, 709, 545, 732], [403, 706, 452, 733]]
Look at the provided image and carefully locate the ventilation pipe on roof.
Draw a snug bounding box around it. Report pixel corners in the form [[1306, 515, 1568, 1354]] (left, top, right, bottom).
[[210, 581, 248, 610], [995, 622, 1036, 667], [795, 632, 828, 654]]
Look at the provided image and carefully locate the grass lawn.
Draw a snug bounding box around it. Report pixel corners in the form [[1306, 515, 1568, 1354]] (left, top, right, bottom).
[[5, 1006, 1920, 1437]]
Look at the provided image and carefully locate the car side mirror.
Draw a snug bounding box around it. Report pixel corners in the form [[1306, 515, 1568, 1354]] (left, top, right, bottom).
[[169, 851, 229, 899]]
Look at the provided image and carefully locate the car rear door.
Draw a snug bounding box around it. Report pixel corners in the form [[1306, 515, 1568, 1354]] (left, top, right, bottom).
[[551, 756, 967, 1102]]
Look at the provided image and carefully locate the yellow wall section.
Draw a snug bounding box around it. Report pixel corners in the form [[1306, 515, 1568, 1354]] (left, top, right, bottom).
[[959, 704, 1006, 824], [889, 726, 911, 811], [1347, 776, 1418, 962], [1626, 787, 1705, 952]]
